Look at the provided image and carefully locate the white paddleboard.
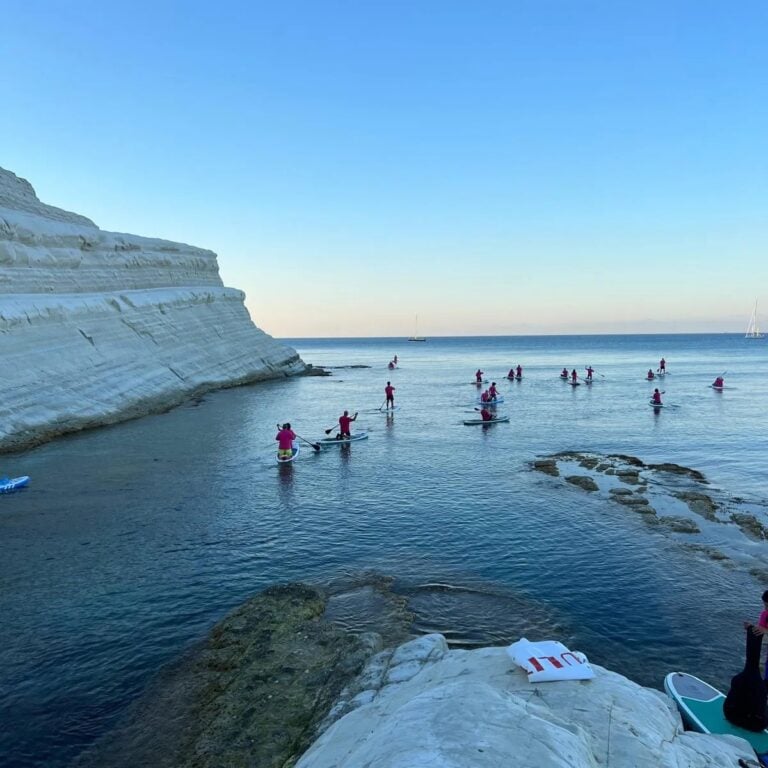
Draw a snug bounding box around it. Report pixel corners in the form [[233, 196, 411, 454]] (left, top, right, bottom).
[[318, 432, 369, 446], [463, 416, 510, 425], [277, 443, 299, 464]]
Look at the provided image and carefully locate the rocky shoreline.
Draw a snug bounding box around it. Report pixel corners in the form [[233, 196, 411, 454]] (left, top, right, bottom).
[[532, 451, 768, 580], [74, 574, 758, 768]]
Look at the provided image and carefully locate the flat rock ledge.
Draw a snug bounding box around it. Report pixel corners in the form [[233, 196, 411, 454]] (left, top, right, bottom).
[[297, 633, 755, 768]]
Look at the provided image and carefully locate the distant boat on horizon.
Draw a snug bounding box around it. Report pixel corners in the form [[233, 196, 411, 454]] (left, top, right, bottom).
[[745, 300, 765, 339], [408, 315, 426, 342]]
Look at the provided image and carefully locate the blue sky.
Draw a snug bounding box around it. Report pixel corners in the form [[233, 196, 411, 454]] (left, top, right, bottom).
[[2, 1, 767, 336]]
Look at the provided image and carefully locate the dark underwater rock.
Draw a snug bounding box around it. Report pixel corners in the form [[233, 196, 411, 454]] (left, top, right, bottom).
[[565, 475, 599, 492]]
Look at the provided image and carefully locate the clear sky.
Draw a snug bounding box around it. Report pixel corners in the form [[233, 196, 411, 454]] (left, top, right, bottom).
[[2, 1, 767, 337]]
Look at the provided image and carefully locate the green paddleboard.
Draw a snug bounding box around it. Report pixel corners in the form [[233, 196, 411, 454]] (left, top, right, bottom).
[[664, 672, 768, 755]]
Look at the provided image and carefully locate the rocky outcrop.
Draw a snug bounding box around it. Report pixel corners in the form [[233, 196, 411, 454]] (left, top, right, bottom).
[[297, 633, 756, 768], [0, 167, 305, 451]]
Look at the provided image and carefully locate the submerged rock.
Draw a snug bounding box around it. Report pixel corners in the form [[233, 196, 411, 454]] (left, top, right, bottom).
[[648, 463, 708, 482], [732, 513, 768, 541], [659, 516, 701, 534], [565, 475, 599, 491], [532, 459, 559, 476], [675, 491, 719, 521], [74, 584, 384, 768]]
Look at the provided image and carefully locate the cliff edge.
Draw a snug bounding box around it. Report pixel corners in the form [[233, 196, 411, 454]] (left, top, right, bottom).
[[0, 167, 305, 452]]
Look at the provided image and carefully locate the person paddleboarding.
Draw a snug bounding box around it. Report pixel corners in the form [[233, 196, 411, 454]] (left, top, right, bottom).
[[276, 423, 297, 461], [651, 388, 662, 405], [713, 375, 725, 389], [475, 369, 484, 384], [336, 410, 358, 438], [659, 357, 666, 373], [647, 369, 655, 381], [561, 367, 568, 379], [488, 382, 498, 400], [571, 369, 578, 384], [384, 381, 396, 409], [516, 364, 523, 378], [585, 365, 594, 381]]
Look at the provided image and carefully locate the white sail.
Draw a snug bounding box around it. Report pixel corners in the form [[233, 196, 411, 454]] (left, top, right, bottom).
[[746, 300, 765, 339], [408, 314, 426, 342]]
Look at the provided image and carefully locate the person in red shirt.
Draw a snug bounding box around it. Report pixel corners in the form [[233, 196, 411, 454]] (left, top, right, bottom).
[[480, 390, 490, 403], [571, 369, 578, 383], [507, 368, 515, 379], [337, 410, 358, 438], [651, 388, 662, 405], [276, 423, 297, 460], [561, 367, 568, 378], [659, 357, 666, 373], [488, 382, 498, 399], [585, 366, 594, 380], [384, 381, 396, 409], [475, 369, 484, 384], [516, 364, 522, 378], [713, 376, 724, 388], [647, 369, 655, 380], [480, 407, 493, 422]]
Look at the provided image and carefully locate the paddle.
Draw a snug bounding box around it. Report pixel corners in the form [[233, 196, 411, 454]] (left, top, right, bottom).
[[295, 433, 321, 452], [377, 398, 387, 411]]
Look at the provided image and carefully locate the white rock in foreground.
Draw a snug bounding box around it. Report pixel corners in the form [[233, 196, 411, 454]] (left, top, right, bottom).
[[0, 167, 305, 451], [297, 634, 754, 768]]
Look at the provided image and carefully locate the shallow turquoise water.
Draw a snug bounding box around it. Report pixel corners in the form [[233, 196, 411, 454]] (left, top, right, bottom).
[[1, 334, 767, 766]]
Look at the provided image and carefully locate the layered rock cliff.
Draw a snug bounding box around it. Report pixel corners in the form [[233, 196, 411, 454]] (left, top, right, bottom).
[[0, 167, 305, 452]]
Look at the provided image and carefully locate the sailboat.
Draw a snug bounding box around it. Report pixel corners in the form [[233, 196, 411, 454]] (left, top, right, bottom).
[[745, 300, 765, 339], [408, 315, 426, 342]]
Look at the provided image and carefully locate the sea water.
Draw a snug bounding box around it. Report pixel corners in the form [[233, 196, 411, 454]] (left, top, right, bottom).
[[1, 334, 767, 767]]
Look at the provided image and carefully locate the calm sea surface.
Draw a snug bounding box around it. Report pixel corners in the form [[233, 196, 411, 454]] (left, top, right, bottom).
[[2, 334, 768, 767]]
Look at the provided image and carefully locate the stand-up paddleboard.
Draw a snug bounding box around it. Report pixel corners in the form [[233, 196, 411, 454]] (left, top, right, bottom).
[[318, 432, 369, 446], [378, 405, 400, 413], [277, 444, 299, 464], [477, 396, 505, 405], [710, 384, 726, 390], [463, 416, 510, 425], [569, 381, 581, 387], [472, 380, 488, 385], [0, 476, 30, 493], [583, 379, 593, 385], [649, 400, 664, 407], [664, 672, 768, 759], [559, 375, 568, 380]]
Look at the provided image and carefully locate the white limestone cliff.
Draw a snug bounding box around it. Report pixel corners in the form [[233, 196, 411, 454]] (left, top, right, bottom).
[[296, 634, 755, 768], [0, 167, 305, 452]]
